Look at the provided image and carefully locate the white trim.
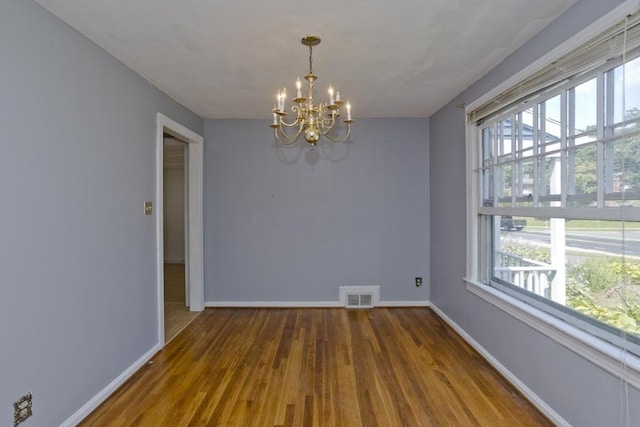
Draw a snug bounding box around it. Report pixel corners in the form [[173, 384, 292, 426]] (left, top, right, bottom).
[[187, 136, 204, 312], [206, 301, 343, 308], [156, 113, 204, 349], [205, 300, 430, 308], [465, 279, 640, 390], [466, 112, 479, 281], [60, 344, 161, 427], [429, 304, 570, 427], [155, 118, 165, 345], [183, 150, 189, 307], [377, 300, 430, 307], [465, 0, 640, 114]]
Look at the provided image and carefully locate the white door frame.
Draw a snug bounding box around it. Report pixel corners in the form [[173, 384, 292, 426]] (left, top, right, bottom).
[[156, 113, 204, 347]]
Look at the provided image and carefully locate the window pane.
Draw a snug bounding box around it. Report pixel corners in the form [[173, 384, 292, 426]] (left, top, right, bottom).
[[496, 119, 513, 207], [605, 56, 640, 128], [542, 95, 562, 141], [568, 133, 596, 147], [482, 127, 495, 205], [497, 118, 512, 157], [494, 216, 555, 300], [568, 77, 597, 135], [566, 220, 640, 344], [605, 136, 640, 207], [539, 96, 562, 156], [515, 160, 534, 206], [492, 217, 640, 352], [516, 109, 535, 158], [539, 155, 562, 206], [498, 164, 512, 207], [567, 144, 597, 207]]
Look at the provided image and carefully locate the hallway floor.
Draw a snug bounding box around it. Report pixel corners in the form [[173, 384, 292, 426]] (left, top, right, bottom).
[[164, 263, 200, 342]]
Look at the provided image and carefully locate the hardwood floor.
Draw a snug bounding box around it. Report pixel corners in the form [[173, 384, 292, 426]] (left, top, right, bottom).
[[164, 263, 200, 342], [81, 307, 552, 426]]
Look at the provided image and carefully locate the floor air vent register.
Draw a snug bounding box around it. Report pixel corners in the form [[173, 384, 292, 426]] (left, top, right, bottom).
[[340, 286, 379, 309], [346, 293, 373, 308]]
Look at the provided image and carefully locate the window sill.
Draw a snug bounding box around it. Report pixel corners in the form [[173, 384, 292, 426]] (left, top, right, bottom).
[[464, 278, 640, 390]]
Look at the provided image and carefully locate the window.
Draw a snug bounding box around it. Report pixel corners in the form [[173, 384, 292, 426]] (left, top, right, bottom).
[[467, 10, 640, 369]]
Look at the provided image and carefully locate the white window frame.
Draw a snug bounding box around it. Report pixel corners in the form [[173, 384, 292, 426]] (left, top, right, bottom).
[[465, 0, 640, 389]]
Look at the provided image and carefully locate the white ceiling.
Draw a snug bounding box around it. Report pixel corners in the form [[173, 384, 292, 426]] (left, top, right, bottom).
[[36, 0, 576, 120]]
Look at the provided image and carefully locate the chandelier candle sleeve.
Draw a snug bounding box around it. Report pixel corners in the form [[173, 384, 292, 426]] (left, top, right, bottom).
[[269, 34, 354, 148], [281, 88, 287, 110]]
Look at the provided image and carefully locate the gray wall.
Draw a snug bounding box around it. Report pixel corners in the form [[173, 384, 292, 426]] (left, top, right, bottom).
[[0, 1, 202, 426], [429, 0, 640, 425], [204, 119, 429, 303]]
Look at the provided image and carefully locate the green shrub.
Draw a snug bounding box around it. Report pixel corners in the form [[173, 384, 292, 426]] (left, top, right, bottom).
[[569, 257, 623, 292], [567, 256, 640, 336], [613, 262, 640, 284]]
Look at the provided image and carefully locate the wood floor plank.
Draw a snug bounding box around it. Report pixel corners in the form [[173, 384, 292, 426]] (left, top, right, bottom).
[[80, 308, 553, 426]]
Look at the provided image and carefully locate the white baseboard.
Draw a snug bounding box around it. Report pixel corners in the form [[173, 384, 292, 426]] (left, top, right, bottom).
[[205, 301, 343, 308], [378, 300, 430, 307], [60, 344, 162, 427], [428, 304, 569, 427], [205, 300, 430, 308]]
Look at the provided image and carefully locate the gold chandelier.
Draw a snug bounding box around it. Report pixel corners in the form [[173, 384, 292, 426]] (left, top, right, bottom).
[[270, 35, 353, 149]]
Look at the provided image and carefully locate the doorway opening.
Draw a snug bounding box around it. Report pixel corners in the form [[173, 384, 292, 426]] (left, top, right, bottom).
[[163, 134, 198, 341], [156, 113, 204, 346]]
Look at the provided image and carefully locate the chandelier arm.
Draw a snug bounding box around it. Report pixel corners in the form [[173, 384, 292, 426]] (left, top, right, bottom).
[[274, 128, 301, 145], [279, 105, 303, 127], [314, 105, 330, 128], [280, 116, 301, 127], [274, 122, 304, 144], [274, 129, 300, 145], [317, 114, 337, 135], [318, 122, 335, 136], [319, 106, 340, 125], [323, 123, 352, 143], [320, 112, 336, 121], [321, 114, 336, 126]]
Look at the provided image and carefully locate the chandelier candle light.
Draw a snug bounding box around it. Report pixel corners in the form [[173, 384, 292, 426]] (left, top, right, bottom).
[[270, 35, 353, 149]]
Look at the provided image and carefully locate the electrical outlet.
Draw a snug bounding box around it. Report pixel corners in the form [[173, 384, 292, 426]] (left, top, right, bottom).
[[14, 392, 32, 426], [415, 277, 423, 287]]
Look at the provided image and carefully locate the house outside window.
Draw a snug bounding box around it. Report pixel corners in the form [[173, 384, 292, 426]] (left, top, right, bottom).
[[466, 10, 640, 379]]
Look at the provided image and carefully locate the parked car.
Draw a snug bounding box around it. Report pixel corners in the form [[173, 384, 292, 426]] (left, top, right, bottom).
[[500, 215, 526, 231]]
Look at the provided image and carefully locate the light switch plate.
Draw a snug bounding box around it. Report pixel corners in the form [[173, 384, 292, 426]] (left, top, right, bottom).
[[14, 392, 32, 425], [144, 201, 153, 215]]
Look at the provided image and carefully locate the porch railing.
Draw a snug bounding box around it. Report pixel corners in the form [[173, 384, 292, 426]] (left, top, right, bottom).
[[494, 250, 556, 298]]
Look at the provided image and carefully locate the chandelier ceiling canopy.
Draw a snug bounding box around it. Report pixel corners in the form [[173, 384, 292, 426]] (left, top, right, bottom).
[[270, 35, 353, 149]]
